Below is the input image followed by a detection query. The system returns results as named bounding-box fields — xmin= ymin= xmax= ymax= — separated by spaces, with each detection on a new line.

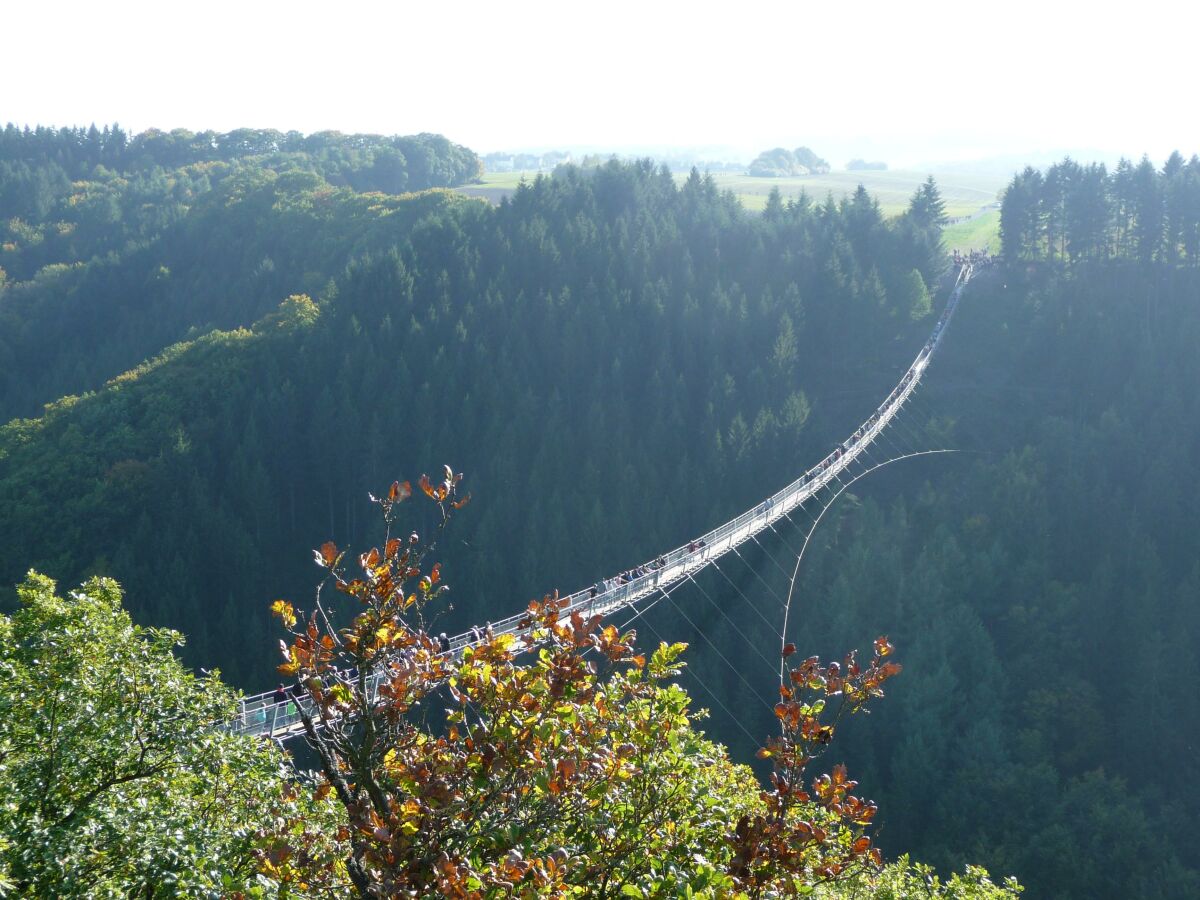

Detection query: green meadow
xmin=699 ymin=169 xmax=1005 ymax=217
xmin=942 ymin=210 xmax=1001 ymax=252
xmin=458 ymin=167 xmax=1007 ymax=228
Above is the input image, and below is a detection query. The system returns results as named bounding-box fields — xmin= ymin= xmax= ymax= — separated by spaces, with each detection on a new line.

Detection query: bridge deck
xmin=233 ymin=265 xmax=973 ymax=740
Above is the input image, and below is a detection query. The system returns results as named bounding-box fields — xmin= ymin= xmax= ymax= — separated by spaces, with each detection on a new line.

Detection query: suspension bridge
xmin=233 ymin=263 xmax=976 ymax=740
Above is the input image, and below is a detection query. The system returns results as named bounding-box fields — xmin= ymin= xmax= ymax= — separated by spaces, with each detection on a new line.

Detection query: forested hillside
xmin=0 ymin=124 xmax=481 ymax=285
xmin=0 ymin=124 xmax=481 ymax=418
xmin=0 ymin=160 xmax=944 ymax=688
xmin=722 ymin=262 xmax=1200 ymax=898
xmin=1000 ymin=151 xmax=1200 ymax=264
xmin=0 ymin=125 xmax=482 ymax=422
xmin=3 ymin=146 xmax=1198 ymax=897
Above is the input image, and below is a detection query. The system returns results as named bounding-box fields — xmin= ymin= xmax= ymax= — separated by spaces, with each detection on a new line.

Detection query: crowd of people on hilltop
xmin=952 ymin=248 xmax=998 ymax=269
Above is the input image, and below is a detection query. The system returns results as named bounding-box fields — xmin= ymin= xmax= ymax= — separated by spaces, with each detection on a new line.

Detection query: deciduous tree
xmin=271 ymin=473 xmax=920 ymax=898
xmin=0 ymin=572 xmax=331 ymax=897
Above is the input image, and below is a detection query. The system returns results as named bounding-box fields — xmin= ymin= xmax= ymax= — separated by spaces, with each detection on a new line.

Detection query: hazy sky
xmin=8 ymin=0 xmax=1197 ymax=167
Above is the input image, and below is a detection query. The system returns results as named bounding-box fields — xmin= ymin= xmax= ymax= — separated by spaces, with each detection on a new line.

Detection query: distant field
xmin=942 ymin=210 xmax=1001 ymax=253
xmin=700 ymin=170 xmax=1005 ymax=217
xmin=456 ymin=167 xmax=1008 ymax=227
xmin=470 ymin=172 xmax=533 ymax=190
xmin=456 ymin=172 xmax=534 ymax=203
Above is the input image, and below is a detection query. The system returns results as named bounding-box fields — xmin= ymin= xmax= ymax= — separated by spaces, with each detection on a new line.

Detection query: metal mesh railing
xmin=234 ymin=265 xmax=973 ymax=738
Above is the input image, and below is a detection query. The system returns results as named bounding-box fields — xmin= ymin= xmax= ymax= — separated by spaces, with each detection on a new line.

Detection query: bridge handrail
xmin=233 ymin=265 xmax=973 ymax=735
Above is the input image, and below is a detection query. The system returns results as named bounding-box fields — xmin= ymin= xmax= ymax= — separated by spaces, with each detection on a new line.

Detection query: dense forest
xmin=0 ymin=124 xmax=481 ymax=282
xmin=1000 ymin=151 xmax=1200 ymax=263
xmin=2 ymin=136 xmax=1198 ymax=896
xmin=689 ymin=259 xmax=1200 ymax=898
xmin=0 ymin=157 xmax=946 ymax=685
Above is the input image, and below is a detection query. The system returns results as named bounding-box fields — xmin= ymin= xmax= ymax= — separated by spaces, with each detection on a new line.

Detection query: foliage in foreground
xmin=262 ymin=471 xmax=1018 ymax=898
xmin=0 ymin=478 xmax=1019 ymax=897
xmin=0 ymin=572 xmax=338 ymax=897
xmin=0 ymin=559 xmax=1019 ymax=899
xmin=816 ymin=856 xmax=1021 ymax=900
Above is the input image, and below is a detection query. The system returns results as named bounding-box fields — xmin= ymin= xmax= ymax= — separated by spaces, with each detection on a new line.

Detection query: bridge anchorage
xmin=234 ymin=264 xmax=976 ymax=741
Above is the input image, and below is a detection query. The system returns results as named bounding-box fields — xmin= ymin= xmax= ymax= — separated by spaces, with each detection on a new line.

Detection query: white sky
xmin=6 ymin=0 xmax=1197 ymax=167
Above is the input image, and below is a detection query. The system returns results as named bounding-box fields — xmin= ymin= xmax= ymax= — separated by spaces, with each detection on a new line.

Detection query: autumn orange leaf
xmin=314 ymin=541 xmax=338 ymax=567
xmin=418 ymin=474 xmax=436 ymax=499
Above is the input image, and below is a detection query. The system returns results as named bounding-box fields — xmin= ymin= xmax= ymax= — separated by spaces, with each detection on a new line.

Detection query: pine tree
xmin=908 ymin=175 xmax=948 ymax=229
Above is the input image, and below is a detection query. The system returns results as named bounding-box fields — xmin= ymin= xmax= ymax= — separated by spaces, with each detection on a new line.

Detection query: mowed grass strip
xmin=942 ymin=210 xmax=1001 ymax=253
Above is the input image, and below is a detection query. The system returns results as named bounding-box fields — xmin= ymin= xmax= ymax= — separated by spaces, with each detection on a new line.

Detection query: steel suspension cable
xmin=634 ymin=612 xmax=767 ymax=751
xmin=708 ymin=558 xmax=788 ymax=638
xmin=673 ymin=573 xmax=777 ymax=718
xmin=777 ymin=449 xmax=961 ymax=688
xmin=730 ymin=545 xmax=791 ymax=609
xmin=683 ymin=567 xmax=782 ymax=674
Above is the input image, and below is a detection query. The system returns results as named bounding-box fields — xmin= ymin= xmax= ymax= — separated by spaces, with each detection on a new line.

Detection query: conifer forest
xmin=2 ymin=31 xmax=1199 ymax=897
